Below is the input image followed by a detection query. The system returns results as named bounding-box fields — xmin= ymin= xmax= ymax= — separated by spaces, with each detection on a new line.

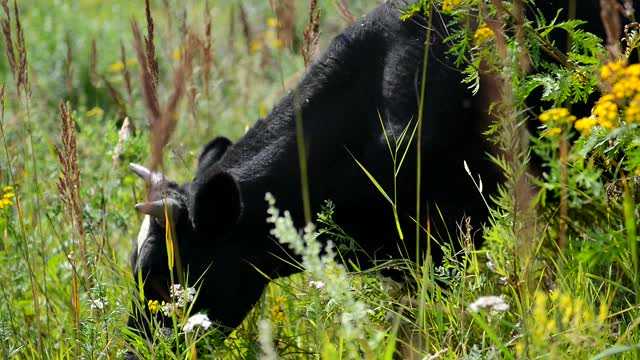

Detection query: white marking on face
xmin=137 ymin=215 xmax=151 ymax=256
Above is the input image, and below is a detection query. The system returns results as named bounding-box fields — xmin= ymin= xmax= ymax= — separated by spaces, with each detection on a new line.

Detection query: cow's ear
xmin=191 ymin=171 xmax=243 ymax=236
xmin=197 ymin=137 xmax=232 ymax=173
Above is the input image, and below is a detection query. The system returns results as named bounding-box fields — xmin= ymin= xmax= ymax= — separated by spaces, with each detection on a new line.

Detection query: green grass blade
xmin=348 ymin=149 xmax=394 ymax=206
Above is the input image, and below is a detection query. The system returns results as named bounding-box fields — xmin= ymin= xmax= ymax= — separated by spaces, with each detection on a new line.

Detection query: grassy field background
xmin=2 ymin=0 xmax=640 ymax=359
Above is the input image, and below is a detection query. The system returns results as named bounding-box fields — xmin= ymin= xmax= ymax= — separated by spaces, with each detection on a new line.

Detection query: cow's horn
xmin=135 ymin=199 xmax=180 ymax=220
xmin=129 ymin=163 xmax=169 ymax=187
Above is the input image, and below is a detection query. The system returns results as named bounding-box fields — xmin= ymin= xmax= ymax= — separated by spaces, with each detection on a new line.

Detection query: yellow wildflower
xmin=275 ymin=296 xmax=287 ymax=303
xmin=474 ymin=25 xmax=495 ymax=46
xmin=86 ymin=106 xmax=104 ymax=118
xmin=148 ymin=300 xmax=159 ymax=314
xmin=593 ymin=96 xmax=618 ymax=128
xmin=0 ymin=186 xmax=15 ymax=209
xmin=249 ymin=40 xmax=263 ymax=54
xmin=0 ymin=198 xmax=11 ymax=209
xmin=173 ymin=47 xmax=183 ymax=62
xmin=545 ymin=127 xmax=562 ymax=136
xmin=600 ymin=60 xmax=625 ymax=82
xmin=271 ymin=304 xmax=285 ymax=321
xmin=626 ymin=96 xmax=640 ymax=123
xmin=538 ymin=108 xmax=576 ymax=124
xmin=612 ymin=76 xmax=640 ymax=100
xmin=626 ymin=63 xmax=640 ymax=77
xmin=442 ymin=0 xmax=462 ymax=12
xmin=266 ymin=17 xmax=281 ymax=28
xmin=263 ymin=30 xmax=276 ymax=41
xmin=574 ymin=117 xmax=597 ymax=136
xmin=515 ymin=342 xmax=525 ymax=357
xmin=108 ymin=61 xmax=124 ymax=73
xmin=598 ymin=302 xmax=609 ymax=323
xmin=270 ymin=39 xmax=283 ymax=48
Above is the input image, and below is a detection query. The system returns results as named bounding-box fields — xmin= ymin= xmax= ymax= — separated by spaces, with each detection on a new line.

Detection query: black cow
xmin=125 ymin=0 xmax=620 ymax=351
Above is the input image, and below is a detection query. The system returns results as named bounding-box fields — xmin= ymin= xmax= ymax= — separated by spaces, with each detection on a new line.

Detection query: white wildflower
xmin=170 ymin=283 xmax=182 ymax=297
xmin=309 ymin=280 xmax=325 ymax=289
xmin=182 ymin=313 xmax=212 ymax=334
xmin=169 ymin=283 xmax=196 ymax=307
xmin=469 ymin=295 xmax=509 ymax=313
xmin=161 ymin=302 xmax=177 ymax=317
xmin=89 ymin=298 xmax=106 ymax=310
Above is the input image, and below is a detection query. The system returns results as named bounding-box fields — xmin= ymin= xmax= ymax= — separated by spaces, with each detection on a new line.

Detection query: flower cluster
xmin=147 ymin=284 xmax=197 ymax=316
xmin=574 ymin=117 xmax=598 ymax=136
xmin=539 ymin=108 xmax=575 ymax=124
xmin=516 ymin=290 xmax=608 ymax=356
xmin=538 ymin=107 xmax=576 ymax=136
xmin=474 ymin=25 xmax=495 ymax=46
xmin=591 ymin=94 xmax=618 ymax=129
xmin=169 ymin=283 xmax=196 ymax=307
xmin=271 ymin=296 xmax=287 ymax=322
xmin=600 ymin=60 xmax=625 ymax=82
xmin=574 ymin=60 xmax=640 ymax=134
xmin=0 ymin=186 xmax=15 ymax=209
xmin=148 ymin=299 xmax=161 ymax=315
xmin=539 ymin=61 xmax=640 ymax=137
xmin=182 ymin=313 xmax=212 ymax=334
xmin=468 ymin=295 xmax=509 ymax=313
xmin=442 ymin=0 xmax=462 ymax=12
xmin=249 ymin=18 xmax=283 ymax=54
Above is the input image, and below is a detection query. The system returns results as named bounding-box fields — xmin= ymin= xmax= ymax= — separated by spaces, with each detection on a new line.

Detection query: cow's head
xmin=127 ymin=136 xmax=247 ymax=334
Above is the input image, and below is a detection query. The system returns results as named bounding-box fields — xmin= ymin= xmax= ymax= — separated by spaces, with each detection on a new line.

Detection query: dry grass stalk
xmin=336 ymin=0 xmax=355 ymax=24
xmin=132 ymin=16 xmax=195 ymax=171
xmin=90 ymin=38 xmax=98 ymax=87
xmin=131 ymin=19 xmax=160 ymax=126
xmin=302 ymin=0 xmax=321 ymax=68
xmin=112 ymin=117 xmax=134 ymax=170
xmin=145 ymin=0 xmax=159 ymax=86
xmin=55 ymin=102 xmax=85 ymax=241
xmin=600 ymin=0 xmax=623 ymax=59
xmin=55 ymin=101 xmax=90 ymax=334
xmin=1 ymin=1 xmax=16 ymax=79
xmin=150 ymin=36 xmax=196 ymax=170
xmin=11 ymin=0 xmax=27 ymax=96
xmin=269 ymin=0 xmax=296 ymax=50
xmin=201 ymin=0 xmax=217 ymax=97
xmin=238 ymin=3 xmax=252 ymax=56
xmin=121 ymin=40 xmax=133 ymax=107
xmin=65 ymin=32 xmax=73 ymax=95
xmin=101 ymin=75 xmax=127 ymax=117
xmin=2 ymin=0 xmax=29 ymax=96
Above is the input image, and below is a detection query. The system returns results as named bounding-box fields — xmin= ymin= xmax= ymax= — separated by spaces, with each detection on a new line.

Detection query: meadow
xmin=1 ymin=0 xmax=640 ymax=358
